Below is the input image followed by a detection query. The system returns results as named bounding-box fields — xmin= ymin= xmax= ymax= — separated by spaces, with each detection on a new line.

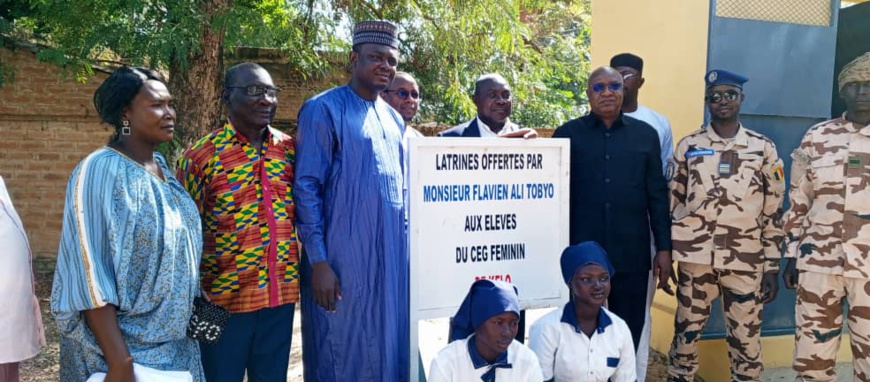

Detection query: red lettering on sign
xmin=474 ymin=274 xmax=512 ymax=283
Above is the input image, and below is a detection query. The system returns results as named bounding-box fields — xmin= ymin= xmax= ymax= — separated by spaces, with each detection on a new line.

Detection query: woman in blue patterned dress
xmin=50 ymin=67 xmax=204 ymax=381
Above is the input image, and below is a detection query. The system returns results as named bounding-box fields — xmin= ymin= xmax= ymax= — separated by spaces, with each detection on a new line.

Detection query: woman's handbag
xmin=186 ymin=296 xmax=230 ymax=345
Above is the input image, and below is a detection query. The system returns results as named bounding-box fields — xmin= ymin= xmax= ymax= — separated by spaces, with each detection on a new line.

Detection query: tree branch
xmin=303 ymin=0 xmax=315 ymax=42
xmin=358 ymin=0 xmax=384 ymax=19
xmin=522 ymin=36 xmax=544 ymax=55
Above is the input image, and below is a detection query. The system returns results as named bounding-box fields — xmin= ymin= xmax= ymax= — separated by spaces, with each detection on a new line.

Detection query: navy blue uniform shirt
xmin=552 ymin=113 xmax=671 ymax=272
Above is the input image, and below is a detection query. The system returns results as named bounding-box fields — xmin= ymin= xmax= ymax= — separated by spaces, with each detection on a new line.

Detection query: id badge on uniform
xmin=718 ymin=161 xmax=732 ymax=176
xmin=718 ymin=151 xmax=735 ymax=176
xmin=848 ymin=155 xmax=862 ymax=169
xmin=847 ymin=155 xmax=864 ymax=178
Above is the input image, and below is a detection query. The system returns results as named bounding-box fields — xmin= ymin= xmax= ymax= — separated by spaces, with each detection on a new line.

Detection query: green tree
xmin=18 ymin=0 xmax=233 ymax=152
xmin=3 ymin=0 xmax=337 ymax=154
xmin=339 ymin=0 xmax=592 ymax=128
xmin=0 ymin=0 xmax=35 ymax=85
xmin=2 ymin=0 xmax=590 ymax=148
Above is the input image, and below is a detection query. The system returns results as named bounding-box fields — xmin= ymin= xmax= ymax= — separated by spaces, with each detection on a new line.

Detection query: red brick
xmin=4 ymin=46 xmax=346 ymax=257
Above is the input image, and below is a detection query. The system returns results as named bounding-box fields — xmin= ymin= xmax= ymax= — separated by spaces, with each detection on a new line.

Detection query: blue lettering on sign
xmin=685 ymin=149 xmax=715 ymax=159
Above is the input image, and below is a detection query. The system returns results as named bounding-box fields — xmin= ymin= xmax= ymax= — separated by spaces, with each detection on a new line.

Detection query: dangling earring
xmin=121 ymin=120 xmax=131 ymax=135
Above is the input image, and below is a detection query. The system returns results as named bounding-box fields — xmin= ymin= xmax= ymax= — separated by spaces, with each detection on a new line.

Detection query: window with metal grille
xmin=715 ymin=0 xmax=833 ymax=27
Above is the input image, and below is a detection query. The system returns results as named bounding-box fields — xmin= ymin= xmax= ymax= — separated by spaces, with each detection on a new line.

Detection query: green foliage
xmin=3 ymin=0 xmax=591 ymax=127
xmin=225 ymin=0 xmax=355 ymax=79
xmin=0 ymin=0 xmax=32 ymax=87
xmin=341 ymin=0 xmax=592 ymax=127
xmin=226 ymin=0 xmax=344 ymax=78
xmin=5 ymin=0 xmax=199 ymax=79
xmin=8 ymin=0 xmax=336 ymax=79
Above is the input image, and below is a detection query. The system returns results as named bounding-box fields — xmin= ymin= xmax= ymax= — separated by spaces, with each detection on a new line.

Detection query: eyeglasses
xmin=384 ymin=89 xmax=420 ymax=99
xmin=383 ymin=89 xmax=421 ymax=100
xmin=622 ymin=73 xmax=636 ymax=80
xmin=227 ymin=85 xmax=280 ymax=98
xmin=705 ymin=90 xmax=740 ymax=104
xmin=591 ymin=82 xmax=622 ymax=93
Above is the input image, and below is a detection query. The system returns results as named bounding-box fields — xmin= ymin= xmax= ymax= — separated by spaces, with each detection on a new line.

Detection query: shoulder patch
xmin=792 ymin=149 xmax=811 ymax=166
xmin=771 ymin=162 xmax=784 ymax=182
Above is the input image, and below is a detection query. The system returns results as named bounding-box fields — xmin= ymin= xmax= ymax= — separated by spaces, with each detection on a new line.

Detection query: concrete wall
xmin=591 ymin=0 xmax=711 ymax=140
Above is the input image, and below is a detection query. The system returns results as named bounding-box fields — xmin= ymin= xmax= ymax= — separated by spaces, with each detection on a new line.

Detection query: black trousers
xmin=607 ymin=270 xmax=649 ymax=350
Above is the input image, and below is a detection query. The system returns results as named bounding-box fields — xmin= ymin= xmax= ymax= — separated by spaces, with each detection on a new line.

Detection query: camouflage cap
xmin=838 ymin=51 xmax=870 ymax=92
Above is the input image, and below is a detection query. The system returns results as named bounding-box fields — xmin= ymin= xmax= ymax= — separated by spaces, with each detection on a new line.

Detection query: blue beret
xmin=352 ymin=20 xmax=399 ymax=49
xmin=705 ymin=69 xmax=748 ymax=89
xmin=448 ymin=279 xmax=520 ymax=342
xmin=560 ymin=241 xmax=615 ymax=284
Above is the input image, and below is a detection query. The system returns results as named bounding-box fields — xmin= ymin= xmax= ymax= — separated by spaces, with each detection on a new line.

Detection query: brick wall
xmin=0 ymin=46 xmax=112 ymax=260
xmin=0 ymin=46 xmax=346 ymax=260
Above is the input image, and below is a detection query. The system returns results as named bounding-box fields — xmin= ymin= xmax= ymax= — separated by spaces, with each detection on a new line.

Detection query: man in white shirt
xmin=438 ymin=73 xmax=535 ymax=138
xmin=610 ymin=52 xmax=675 ymax=382
xmin=611 ymin=53 xmax=674 ymax=170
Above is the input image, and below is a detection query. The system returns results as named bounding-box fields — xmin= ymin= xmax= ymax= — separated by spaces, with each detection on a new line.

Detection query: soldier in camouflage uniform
xmin=783 ymin=52 xmax=870 ymax=381
xmin=667 ymin=69 xmax=786 ymax=382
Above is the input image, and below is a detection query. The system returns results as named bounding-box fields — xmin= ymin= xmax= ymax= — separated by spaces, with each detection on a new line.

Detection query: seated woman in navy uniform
xmin=529 ymin=242 xmax=636 ymax=381
xmin=429 ymin=279 xmax=543 ymax=382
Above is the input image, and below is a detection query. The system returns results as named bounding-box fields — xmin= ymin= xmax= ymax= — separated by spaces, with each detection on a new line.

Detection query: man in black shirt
xmin=552 ymin=66 xmax=673 ymax=349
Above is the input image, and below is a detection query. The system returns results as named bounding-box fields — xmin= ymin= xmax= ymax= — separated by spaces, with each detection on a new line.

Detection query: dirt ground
xmin=20 ymin=271 xmax=305 ymax=382
xmin=647 ymin=349 xmax=672 ymax=381
xmin=20 ymin=272 xmax=59 ymax=382
xmin=22 ymin=271 xmax=675 ymax=381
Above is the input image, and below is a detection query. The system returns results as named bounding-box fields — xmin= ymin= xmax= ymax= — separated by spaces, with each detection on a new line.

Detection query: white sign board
xmin=408 ymin=138 xmax=570 ymax=381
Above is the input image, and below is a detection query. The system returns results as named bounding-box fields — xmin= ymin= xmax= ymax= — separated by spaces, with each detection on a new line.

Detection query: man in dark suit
xmin=439 ymin=73 xmax=536 ymax=138
xmin=437 ymin=73 xmax=535 ymax=344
